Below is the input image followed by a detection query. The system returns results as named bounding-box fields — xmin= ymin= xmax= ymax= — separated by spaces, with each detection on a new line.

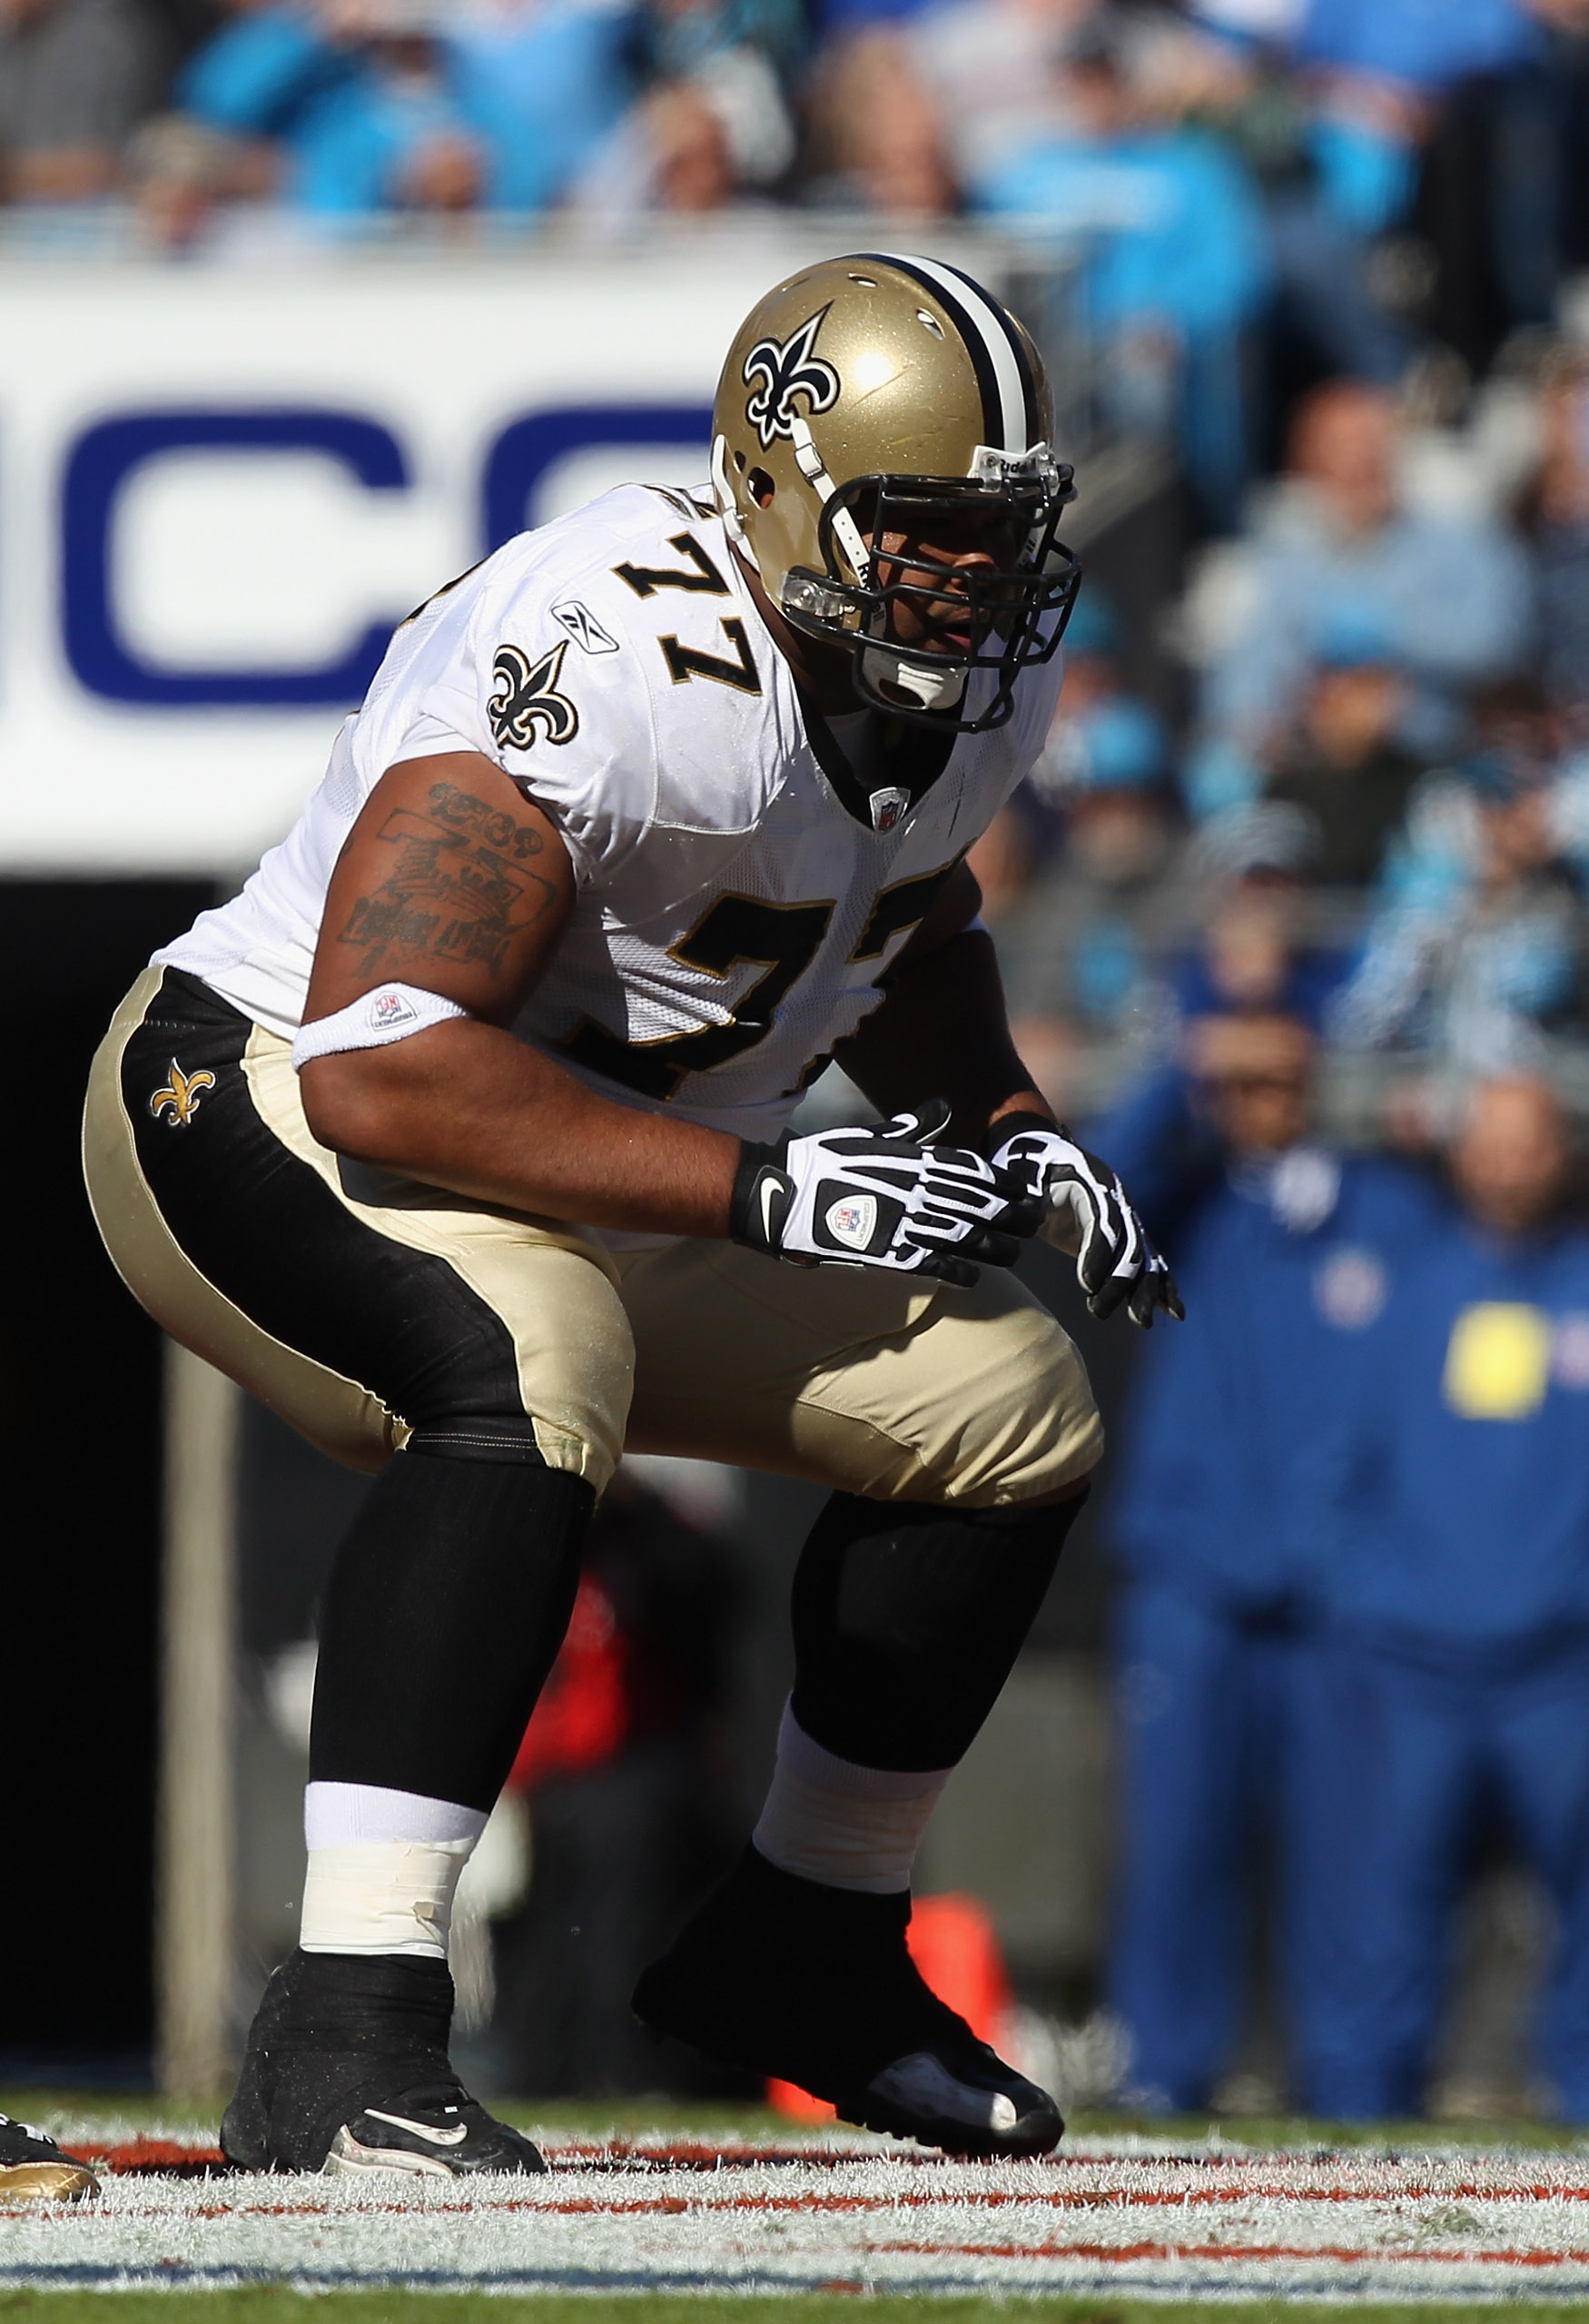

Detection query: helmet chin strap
xmin=790 ymin=417 xmax=871 ymax=588
xmin=858 ymin=643 xmax=968 ymax=712
xmin=711 ymin=433 xmax=757 ymax=568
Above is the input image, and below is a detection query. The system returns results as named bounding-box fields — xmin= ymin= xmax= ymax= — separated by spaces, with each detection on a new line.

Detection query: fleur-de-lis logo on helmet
xmin=489 ymin=638 xmax=579 ymax=752
xmin=743 ymin=308 xmax=841 ymax=451
xmin=150 ymin=1059 xmax=216 ymax=1128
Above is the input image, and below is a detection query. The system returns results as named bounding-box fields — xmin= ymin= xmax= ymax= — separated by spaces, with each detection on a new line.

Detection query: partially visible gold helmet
xmin=711 ymin=251 xmax=1079 ymax=732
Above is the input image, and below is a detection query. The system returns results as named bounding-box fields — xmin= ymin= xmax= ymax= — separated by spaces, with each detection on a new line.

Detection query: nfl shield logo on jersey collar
xmin=869 ymin=786 xmax=911 ymax=833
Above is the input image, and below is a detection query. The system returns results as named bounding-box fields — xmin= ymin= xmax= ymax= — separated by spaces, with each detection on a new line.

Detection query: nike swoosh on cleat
xmin=362 ymin=2110 xmax=469 ymax=2147
xmin=324 ymin=2127 xmax=455 ymax=2181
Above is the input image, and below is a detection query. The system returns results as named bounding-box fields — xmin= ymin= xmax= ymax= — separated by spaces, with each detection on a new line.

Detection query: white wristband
xmin=291 ymin=982 xmax=468 ymax=1071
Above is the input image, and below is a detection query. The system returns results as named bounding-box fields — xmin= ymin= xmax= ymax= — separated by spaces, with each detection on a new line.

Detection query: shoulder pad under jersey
xmin=363 ymin=484 xmax=798 ymax=885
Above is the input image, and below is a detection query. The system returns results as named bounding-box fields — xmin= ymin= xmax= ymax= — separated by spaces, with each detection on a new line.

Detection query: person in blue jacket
xmin=971 ymin=15 xmax=1270 ymax=529
xmin=180 ymin=1 xmax=632 ymax=216
xmin=1303 ymin=1073 xmax=1589 ymax=2117
xmin=1091 ymin=1010 xmax=1443 ymax=2111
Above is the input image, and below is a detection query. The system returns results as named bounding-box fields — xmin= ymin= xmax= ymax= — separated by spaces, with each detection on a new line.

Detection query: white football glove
xmin=990 ymin=1114 xmax=1183 ymax=1329
xmin=733 ymin=1103 xmax=1041 ymax=1287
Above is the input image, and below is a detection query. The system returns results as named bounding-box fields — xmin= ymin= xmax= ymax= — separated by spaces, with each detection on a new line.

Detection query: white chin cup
xmin=859 ymin=643 xmax=967 ymax=712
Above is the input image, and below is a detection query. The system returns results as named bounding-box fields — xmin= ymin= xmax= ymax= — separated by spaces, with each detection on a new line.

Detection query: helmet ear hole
xmin=747 ymin=467 xmax=775 ymax=509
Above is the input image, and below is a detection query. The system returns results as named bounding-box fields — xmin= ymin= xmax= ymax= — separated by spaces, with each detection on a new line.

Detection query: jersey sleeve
xmin=479 ymin=605 xmax=660 ymax=887
xmin=360 ymin=547 xmax=660 ymax=888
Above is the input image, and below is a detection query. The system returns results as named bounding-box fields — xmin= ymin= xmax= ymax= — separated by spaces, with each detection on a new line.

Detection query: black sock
xmin=788 ymin=1489 xmax=1086 ymax=1771
xmin=310 ymin=1432 xmax=594 ymax=1810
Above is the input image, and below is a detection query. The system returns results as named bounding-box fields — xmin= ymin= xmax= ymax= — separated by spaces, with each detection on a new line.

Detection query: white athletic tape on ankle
xmin=291 ymin=984 xmax=467 ymax=1071
xmin=754 ymin=1773 xmax=946 ymax=1894
xmin=300 ymin=1839 xmax=474 ymax=1958
xmin=304 ymin=1782 xmax=488 ymax=1848
xmin=753 ymin=1707 xmax=950 ymax=1894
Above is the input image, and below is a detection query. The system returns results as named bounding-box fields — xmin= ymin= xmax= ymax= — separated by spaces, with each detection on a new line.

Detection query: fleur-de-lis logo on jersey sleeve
xmin=150 ymin=1060 xmax=216 ymax=1128
xmin=743 ymin=309 xmax=841 ymax=450
xmin=489 ymin=639 xmax=579 ymax=752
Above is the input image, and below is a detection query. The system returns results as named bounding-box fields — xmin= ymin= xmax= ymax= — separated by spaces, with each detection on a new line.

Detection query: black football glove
xmin=989 ymin=1113 xmax=1184 ymax=1329
xmin=733 ymin=1102 xmax=1042 ymax=1287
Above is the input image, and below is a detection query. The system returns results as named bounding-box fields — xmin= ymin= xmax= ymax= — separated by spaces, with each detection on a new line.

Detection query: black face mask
xmin=782 ymin=470 xmax=1081 ymax=735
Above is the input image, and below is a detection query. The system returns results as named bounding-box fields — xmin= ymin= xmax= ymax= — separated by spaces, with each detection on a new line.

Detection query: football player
xmin=84 ymin=253 xmax=1179 ymax=2176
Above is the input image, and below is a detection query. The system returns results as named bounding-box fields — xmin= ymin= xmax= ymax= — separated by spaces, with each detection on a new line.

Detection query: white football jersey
xmin=160 ymin=483 xmax=1062 ymax=1145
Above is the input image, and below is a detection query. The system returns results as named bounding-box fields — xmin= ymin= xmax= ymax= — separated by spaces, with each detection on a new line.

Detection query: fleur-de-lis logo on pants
xmin=150 ymin=1059 xmax=216 ymax=1128
xmin=743 ymin=308 xmax=841 ymax=450
xmin=489 ymin=639 xmax=579 ymax=752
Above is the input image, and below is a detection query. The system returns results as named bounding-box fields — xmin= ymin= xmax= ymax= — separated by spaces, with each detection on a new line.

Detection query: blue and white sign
xmin=0 ymin=252 xmax=778 ymax=869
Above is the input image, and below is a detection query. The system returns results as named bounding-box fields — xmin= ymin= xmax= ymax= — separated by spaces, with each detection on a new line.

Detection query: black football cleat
xmin=0 ymin=2113 xmax=98 ymax=2204
xmin=633 ymin=1845 xmax=1061 ymax=2159
xmin=222 ymin=1948 xmax=547 ymax=2180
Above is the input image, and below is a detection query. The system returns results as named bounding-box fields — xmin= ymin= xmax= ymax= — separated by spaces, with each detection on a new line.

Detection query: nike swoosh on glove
xmin=989 ymin=1113 xmax=1184 ymax=1328
xmin=733 ymin=1102 xmax=1042 ymax=1288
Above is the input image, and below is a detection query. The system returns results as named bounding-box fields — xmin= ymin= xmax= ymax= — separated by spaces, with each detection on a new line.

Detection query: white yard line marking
xmin=10 ymin=2136 xmax=1589 ymax=2299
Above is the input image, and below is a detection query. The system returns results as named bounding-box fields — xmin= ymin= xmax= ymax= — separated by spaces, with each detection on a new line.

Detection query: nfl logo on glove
xmin=825 ymin=1195 xmax=877 ymax=1250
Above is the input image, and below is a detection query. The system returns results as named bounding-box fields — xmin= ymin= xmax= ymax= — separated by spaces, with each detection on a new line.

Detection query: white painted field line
xmin=8 ymin=2138 xmax=1589 ymax=2299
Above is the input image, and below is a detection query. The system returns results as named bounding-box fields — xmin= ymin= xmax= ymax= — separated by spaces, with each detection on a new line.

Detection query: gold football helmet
xmin=711 ymin=251 xmax=1079 ymax=732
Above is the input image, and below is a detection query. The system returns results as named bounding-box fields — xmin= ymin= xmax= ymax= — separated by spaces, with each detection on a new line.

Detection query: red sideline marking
xmin=546 ymin=2141 xmax=936 ymax=2171
xmin=74 ymin=2139 xmax=893 ymax=2181
xmin=75 ymin=2138 xmax=889 ymax=2180
xmin=455 ymin=2186 xmax=1589 ymax=2222
xmin=851 ymin=2181 xmax=1589 ymax=2210
xmin=67 ymin=2137 xmax=1589 ymax=2217
xmin=74 ymin=2142 xmax=228 ymax=2178
xmin=877 ymin=2238 xmax=1589 ymax=2271
xmin=534 ymin=2143 xmax=1589 ymax=2195
xmin=81 ymin=2185 xmax=1589 ymax=2243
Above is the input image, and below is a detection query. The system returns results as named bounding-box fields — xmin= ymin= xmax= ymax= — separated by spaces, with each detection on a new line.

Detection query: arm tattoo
xmin=337 ymin=782 xmax=558 ymax=981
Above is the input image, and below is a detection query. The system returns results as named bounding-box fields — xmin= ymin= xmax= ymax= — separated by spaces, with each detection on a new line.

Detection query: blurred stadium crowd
xmin=0 ymin=0 xmax=1579 ymax=301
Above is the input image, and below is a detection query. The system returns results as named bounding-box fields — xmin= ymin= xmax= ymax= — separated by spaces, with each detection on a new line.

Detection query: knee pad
xmin=962 ymin=1322 xmax=1102 ymax=1504
xmin=894 ymin=1291 xmax=1103 ymax=1507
